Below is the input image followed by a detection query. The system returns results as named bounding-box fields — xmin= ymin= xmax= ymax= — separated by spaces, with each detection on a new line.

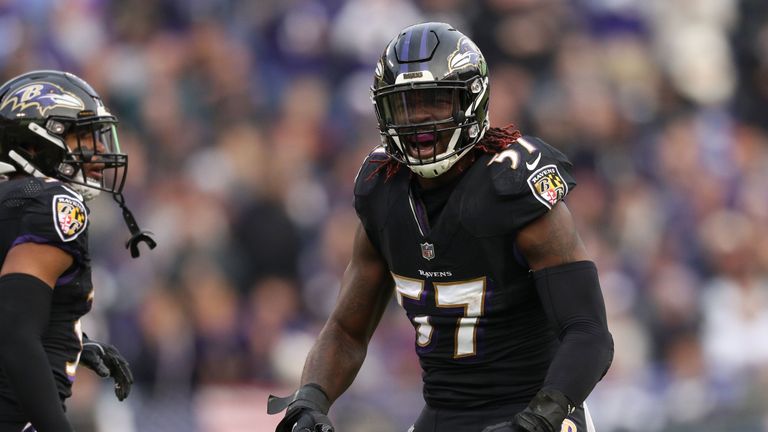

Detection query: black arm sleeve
xmin=534 ymin=261 xmax=614 ymax=406
xmin=0 ymin=273 xmax=75 ymax=432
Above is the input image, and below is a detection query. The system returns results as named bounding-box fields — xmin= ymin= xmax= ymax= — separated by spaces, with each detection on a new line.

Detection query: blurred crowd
xmin=2 ymin=0 xmax=768 ymax=431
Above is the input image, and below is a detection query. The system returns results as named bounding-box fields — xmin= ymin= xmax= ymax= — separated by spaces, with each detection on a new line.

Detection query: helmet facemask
xmin=27 ymin=116 xmax=127 ymax=201
xmin=373 ymin=78 xmax=488 ymax=178
xmin=62 ymin=121 xmax=127 ymax=200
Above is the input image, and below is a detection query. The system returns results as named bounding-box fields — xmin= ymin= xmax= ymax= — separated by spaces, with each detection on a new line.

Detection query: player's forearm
xmin=542 ymin=323 xmax=613 ymax=404
xmin=0 ymin=274 xmax=75 ymax=432
xmin=534 ymin=261 xmax=614 ymax=406
xmin=300 ymin=319 xmax=368 ymax=403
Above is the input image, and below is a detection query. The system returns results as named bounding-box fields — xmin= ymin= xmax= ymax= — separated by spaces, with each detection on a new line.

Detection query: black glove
xmin=268 ymin=384 xmax=334 ymax=432
xmin=277 ymin=408 xmax=333 ymax=432
xmin=80 ymin=335 xmax=134 ymax=401
xmin=481 ymin=389 xmax=574 ymax=432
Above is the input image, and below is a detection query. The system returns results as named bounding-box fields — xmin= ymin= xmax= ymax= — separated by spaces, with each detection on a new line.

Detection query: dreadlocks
xmin=367 ymin=124 xmax=523 ymax=181
xmin=475 ymin=124 xmax=523 ymax=153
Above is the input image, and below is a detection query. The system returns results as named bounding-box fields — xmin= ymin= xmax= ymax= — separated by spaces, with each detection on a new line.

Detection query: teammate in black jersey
xmin=269 ymin=22 xmax=613 ymax=432
xmin=0 ymin=70 xmax=154 ymax=432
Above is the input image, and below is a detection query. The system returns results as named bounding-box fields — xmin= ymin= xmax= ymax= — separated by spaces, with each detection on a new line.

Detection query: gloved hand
xmin=268 ymin=384 xmax=334 ymax=432
xmin=276 ymin=407 xmax=334 ymax=432
xmin=481 ymin=389 xmax=574 ymax=432
xmin=509 ymin=409 xmax=559 ymax=432
xmin=80 ymin=335 xmax=134 ymax=401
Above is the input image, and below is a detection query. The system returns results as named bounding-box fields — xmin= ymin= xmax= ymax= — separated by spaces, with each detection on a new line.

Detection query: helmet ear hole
xmin=467 ymin=124 xmax=480 ymax=139
xmin=470 ymin=78 xmax=483 ymax=94
xmin=58 ymin=163 xmax=76 ymax=177
xmin=46 ymin=120 xmax=66 ymax=135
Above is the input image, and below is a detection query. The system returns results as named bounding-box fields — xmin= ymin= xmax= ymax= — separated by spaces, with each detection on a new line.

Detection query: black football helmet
xmin=0 ymin=70 xmax=126 ymax=199
xmin=0 ymin=70 xmax=155 ymax=257
xmin=371 ymin=22 xmax=490 ymax=178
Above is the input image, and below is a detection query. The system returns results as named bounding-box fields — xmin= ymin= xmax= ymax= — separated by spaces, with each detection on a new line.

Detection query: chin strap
xmin=112 ymin=192 xmax=157 ymax=258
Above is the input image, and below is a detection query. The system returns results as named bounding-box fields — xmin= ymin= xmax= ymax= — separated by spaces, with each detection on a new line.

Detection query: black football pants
xmin=408 ymin=401 xmax=595 ymax=432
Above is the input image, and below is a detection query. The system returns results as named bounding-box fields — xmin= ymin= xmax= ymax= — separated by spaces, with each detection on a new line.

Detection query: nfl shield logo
xmin=420 ymin=242 xmax=435 ymax=261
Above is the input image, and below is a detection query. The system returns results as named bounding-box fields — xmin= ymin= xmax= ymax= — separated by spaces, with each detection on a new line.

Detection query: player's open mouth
xmin=85 ymin=169 xmax=103 ymax=181
xmin=407 ymin=133 xmax=437 ymax=159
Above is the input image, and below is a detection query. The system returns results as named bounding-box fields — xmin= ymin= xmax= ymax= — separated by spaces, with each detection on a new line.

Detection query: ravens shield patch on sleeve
xmin=527 ymin=164 xmax=568 ymax=209
xmin=52 ymin=194 xmax=88 ymax=242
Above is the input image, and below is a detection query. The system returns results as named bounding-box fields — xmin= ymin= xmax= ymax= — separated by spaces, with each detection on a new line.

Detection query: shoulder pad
xmin=39 ymin=178 xmax=84 ymax=198
xmin=354 ymin=146 xmax=392 ymax=197
xmin=484 ymin=135 xmax=575 ymax=204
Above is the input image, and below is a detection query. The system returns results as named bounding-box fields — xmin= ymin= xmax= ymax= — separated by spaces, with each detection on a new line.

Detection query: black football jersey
xmin=354 ymin=136 xmax=577 ymax=409
xmin=0 ymin=177 xmax=93 ymax=418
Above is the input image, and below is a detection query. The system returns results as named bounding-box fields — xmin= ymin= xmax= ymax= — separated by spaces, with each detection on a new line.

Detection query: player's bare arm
xmin=269 ymin=222 xmax=392 ymax=432
xmin=1 ymin=243 xmax=73 ymax=286
xmin=301 ymin=221 xmax=394 ymax=400
xmin=515 ymin=201 xmax=588 ymax=270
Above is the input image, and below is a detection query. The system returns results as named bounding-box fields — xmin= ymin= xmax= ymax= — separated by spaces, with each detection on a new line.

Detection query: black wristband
xmin=267 ymin=383 xmax=331 ymax=415
xmin=528 ymin=388 xmax=572 ymax=420
xmin=0 ymin=273 xmax=74 ymax=432
xmin=514 ymin=389 xmax=573 ymax=432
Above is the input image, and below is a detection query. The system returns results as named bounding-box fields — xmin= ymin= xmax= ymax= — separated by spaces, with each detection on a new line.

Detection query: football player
xmin=0 ymin=70 xmax=155 ymax=432
xmin=268 ymin=22 xmax=613 ymax=432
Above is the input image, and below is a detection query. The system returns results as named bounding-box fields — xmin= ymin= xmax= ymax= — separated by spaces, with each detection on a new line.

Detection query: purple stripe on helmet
xmin=419 ymin=26 xmax=429 ymax=70
xmin=399 ymin=28 xmax=414 ymax=74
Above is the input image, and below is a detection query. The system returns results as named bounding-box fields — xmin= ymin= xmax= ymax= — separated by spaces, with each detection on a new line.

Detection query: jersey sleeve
xmin=353 ymin=146 xmax=392 ymax=252
xmin=15 ymin=182 xmax=90 ymax=262
xmin=486 ymin=135 xmax=577 ymax=232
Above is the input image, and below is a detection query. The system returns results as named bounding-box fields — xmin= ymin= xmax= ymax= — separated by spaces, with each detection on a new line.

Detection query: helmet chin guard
xmin=409 ymin=144 xmax=476 ymax=178
xmin=68 ymin=171 xmax=101 ymax=201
